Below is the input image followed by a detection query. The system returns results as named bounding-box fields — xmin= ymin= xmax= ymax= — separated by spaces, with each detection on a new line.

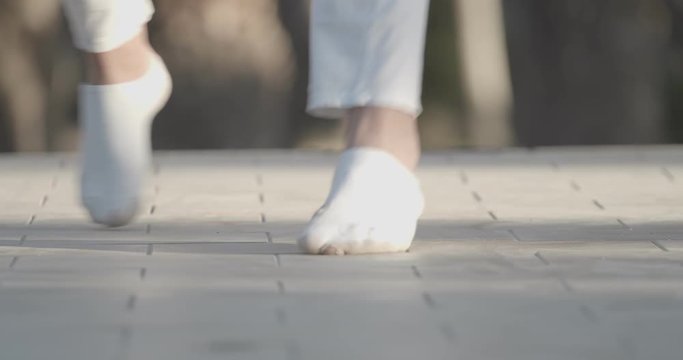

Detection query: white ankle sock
xmin=299 ymin=148 xmax=424 ymax=255
xmin=79 ymin=54 xmax=171 ymax=226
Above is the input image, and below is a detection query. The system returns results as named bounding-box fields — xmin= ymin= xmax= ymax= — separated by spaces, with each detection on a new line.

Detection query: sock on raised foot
xmin=80 ymin=54 xmax=171 ymax=227
xmin=299 ymin=147 xmax=424 ymax=255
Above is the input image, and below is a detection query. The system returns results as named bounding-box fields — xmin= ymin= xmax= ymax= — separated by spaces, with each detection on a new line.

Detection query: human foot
xmin=80 ymin=53 xmax=171 ymax=226
xmin=299 ymin=148 xmax=424 ymax=255
xmin=300 ymin=106 xmax=423 ymax=255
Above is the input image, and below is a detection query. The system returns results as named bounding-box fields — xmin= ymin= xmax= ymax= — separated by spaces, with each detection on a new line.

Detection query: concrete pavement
xmin=1 ymin=147 xmax=682 ymax=360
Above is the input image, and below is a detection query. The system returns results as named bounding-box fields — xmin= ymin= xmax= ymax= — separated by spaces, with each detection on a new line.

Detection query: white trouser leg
xmin=307 ymin=0 xmax=430 ymax=119
xmin=62 ymin=0 xmax=154 ymax=52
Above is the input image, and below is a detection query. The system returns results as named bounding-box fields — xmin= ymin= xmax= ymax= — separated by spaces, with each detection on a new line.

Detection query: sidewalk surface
xmin=1 ymin=147 xmax=683 ymax=360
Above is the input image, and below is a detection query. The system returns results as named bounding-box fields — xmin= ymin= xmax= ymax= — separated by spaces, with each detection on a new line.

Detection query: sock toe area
xmin=83 ymin=196 xmax=139 ymax=227
xmin=300 ymin=148 xmax=424 ymax=255
xmin=300 ymin=215 xmax=417 ymax=255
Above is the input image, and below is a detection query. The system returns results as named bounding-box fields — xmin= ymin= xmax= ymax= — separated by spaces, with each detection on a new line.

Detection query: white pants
xmin=62 ymin=0 xmax=430 ymax=118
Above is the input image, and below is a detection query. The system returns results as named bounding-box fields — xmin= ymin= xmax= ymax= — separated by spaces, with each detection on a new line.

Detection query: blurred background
xmin=1 ymin=0 xmax=683 ymax=152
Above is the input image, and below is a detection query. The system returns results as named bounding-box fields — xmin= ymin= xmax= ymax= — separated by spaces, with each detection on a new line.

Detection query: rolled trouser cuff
xmin=307 ymin=92 xmax=423 ymax=119
xmin=62 ymin=0 xmax=154 ymax=52
xmin=307 ymin=0 xmax=430 ymax=119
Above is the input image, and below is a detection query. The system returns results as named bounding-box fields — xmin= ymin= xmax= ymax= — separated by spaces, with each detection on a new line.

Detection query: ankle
xmin=345 ymin=107 xmax=421 ymax=170
xmin=84 ymin=28 xmax=154 ymax=85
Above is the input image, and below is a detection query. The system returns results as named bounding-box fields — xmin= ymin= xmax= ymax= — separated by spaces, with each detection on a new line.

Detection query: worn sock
xmin=299 ymin=148 xmax=424 ymax=255
xmin=80 ymin=54 xmax=171 ymax=226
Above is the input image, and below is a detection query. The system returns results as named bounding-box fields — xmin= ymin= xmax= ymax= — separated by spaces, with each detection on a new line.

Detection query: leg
xmin=300 ymin=0 xmax=430 ymax=255
xmin=346 ymin=107 xmax=420 ymax=170
xmin=62 ymin=0 xmax=172 ymax=226
xmin=83 ymin=28 xmax=154 ymax=85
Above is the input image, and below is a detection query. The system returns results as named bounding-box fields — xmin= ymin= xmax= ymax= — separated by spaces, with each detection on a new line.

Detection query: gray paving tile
xmin=4 ymin=242 xmax=149 ymax=255
xmin=146 ymin=221 xmax=268 ymax=243
xmin=281 ymin=294 xmax=453 ymax=360
xmin=430 ymin=294 xmax=624 ymax=360
xmin=0 ymin=326 xmax=124 ymax=360
xmin=152 ymin=242 xmax=299 ymax=255
xmin=0 ymin=288 xmax=130 ymax=359
xmin=2 ymin=148 xmax=683 ymax=360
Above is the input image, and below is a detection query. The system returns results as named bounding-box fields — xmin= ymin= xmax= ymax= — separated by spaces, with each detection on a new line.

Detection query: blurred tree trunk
xmin=277 ymin=0 xmax=343 ymax=149
xmin=419 ymin=0 xmax=465 ymax=149
xmin=454 ymin=0 xmax=513 ymax=147
xmin=0 ymin=0 xmax=67 ymax=152
xmin=665 ymin=0 xmax=683 ymax=142
xmin=502 ymin=0 xmax=670 ymax=145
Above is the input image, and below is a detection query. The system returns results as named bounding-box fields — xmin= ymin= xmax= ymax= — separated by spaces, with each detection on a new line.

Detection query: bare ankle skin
xmin=84 ymin=27 xmax=154 ymax=85
xmin=344 ymin=106 xmax=421 ymax=170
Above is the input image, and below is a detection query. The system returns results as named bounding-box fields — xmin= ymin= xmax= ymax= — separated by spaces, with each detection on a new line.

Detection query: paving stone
xmin=151 ymin=241 xmax=299 ymax=256
xmin=2 ymin=242 xmax=149 ymax=256
xmin=283 ymin=295 xmax=454 ymax=360
xmin=147 ymin=221 xmax=268 ymax=243
xmin=415 ymin=221 xmax=517 ymax=241
xmin=430 ymin=294 xmax=624 ymax=360
xmin=2 ymin=221 xmax=148 ymax=244
xmin=1 ymin=148 xmax=683 ymax=360
xmin=0 ymin=326 xmax=124 ymax=360
xmin=125 ymin=291 xmax=289 ymax=359
xmin=0 ymin=288 xmax=130 ymax=359
xmin=658 ymin=239 xmax=683 ymax=251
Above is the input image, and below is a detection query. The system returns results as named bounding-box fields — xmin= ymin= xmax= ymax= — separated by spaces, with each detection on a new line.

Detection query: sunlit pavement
xmin=1 ymin=147 xmax=682 ymax=360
